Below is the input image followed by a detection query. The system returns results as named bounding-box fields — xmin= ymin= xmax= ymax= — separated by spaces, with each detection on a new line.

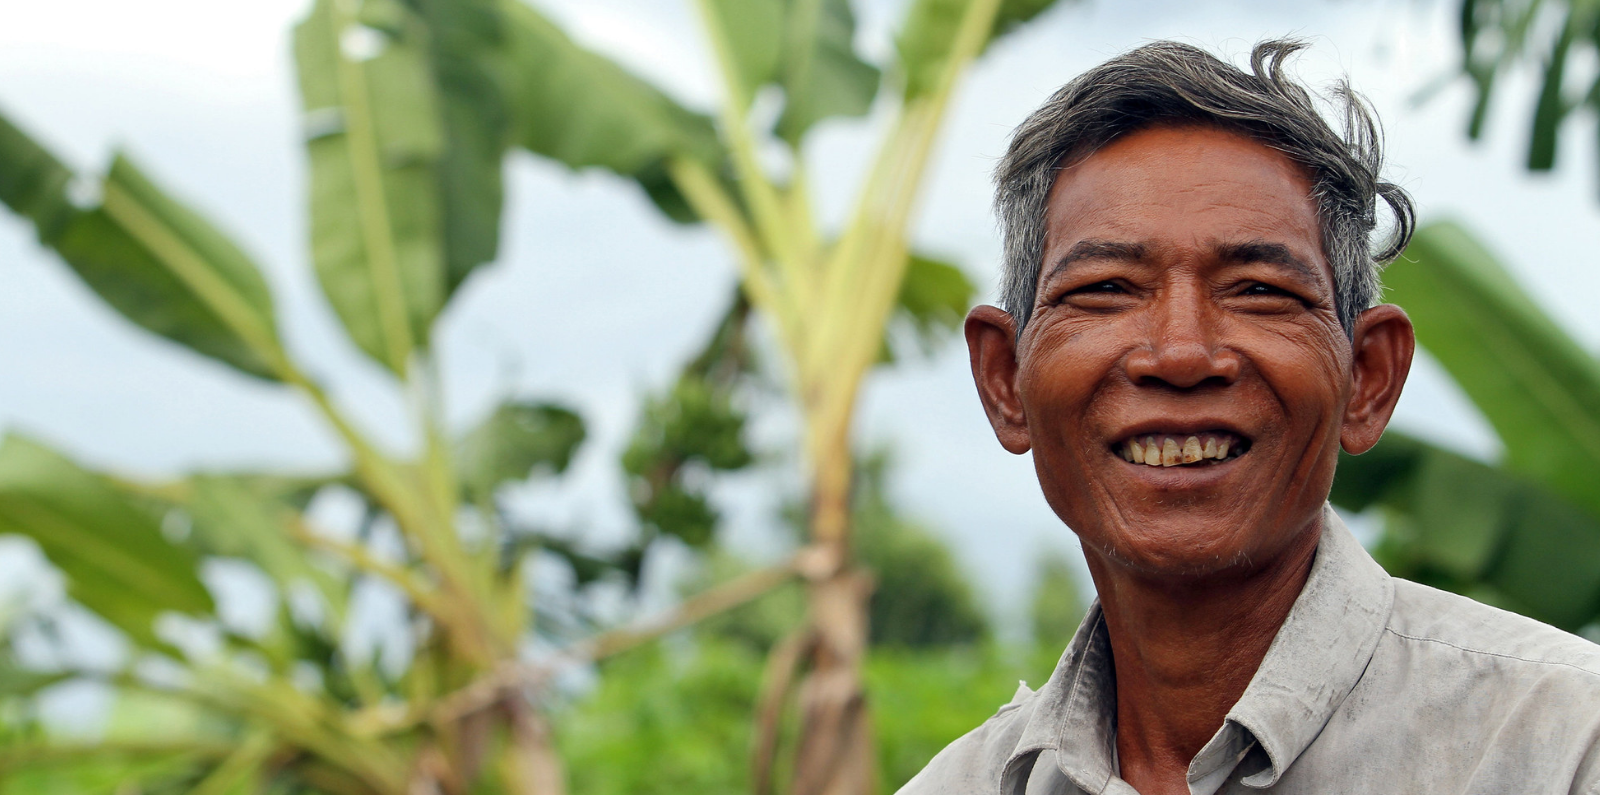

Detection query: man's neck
xmin=1085 ymin=526 xmax=1321 ymax=795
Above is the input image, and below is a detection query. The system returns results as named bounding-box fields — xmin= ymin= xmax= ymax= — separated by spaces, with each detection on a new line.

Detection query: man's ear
xmin=965 ymin=305 xmax=1032 ymax=454
xmin=1340 ymin=303 xmax=1415 ymax=454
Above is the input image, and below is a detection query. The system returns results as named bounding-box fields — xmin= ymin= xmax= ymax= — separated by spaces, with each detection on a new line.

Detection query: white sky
xmin=3 ymin=0 xmax=1599 ymax=637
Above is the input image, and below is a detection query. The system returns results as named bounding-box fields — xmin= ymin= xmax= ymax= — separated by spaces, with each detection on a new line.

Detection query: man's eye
xmin=1074 ymin=281 xmax=1125 ymax=294
xmin=1241 ymin=282 xmax=1291 ymax=297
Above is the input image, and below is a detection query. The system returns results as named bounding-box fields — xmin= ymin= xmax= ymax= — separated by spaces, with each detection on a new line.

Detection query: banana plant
xmin=0 ymin=0 xmax=810 ymax=790
xmin=1332 ymin=221 xmax=1600 ymax=631
xmin=1452 ymin=0 xmax=1600 ymax=184
xmin=1389 ymin=0 xmax=1600 ymax=629
xmin=1 ymin=0 xmax=1076 ymax=790
xmin=497 ymin=0 xmax=1069 ymax=790
xmin=0 ymin=11 xmax=573 ymax=794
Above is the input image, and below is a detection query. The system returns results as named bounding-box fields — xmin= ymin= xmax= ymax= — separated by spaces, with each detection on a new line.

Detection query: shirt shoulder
xmin=895 ymin=681 xmax=1039 ymax=795
xmin=1342 ymin=578 xmax=1600 ymax=792
xmin=1385 ymin=577 xmax=1600 ymax=677
xmin=1275 ymin=578 xmax=1600 ymax=793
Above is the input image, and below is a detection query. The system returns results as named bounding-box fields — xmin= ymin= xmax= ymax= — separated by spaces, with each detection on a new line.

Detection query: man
xmin=902 ymin=40 xmax=1600 ymax=794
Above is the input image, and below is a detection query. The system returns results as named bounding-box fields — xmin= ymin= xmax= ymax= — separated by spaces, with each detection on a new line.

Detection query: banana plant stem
xmin=689 ymin=0 xmax=810 ymax=310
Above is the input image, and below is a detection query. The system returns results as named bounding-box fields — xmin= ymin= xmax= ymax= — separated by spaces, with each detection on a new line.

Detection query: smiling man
xmin=900 ymin=40 xmax=1600 ymax=795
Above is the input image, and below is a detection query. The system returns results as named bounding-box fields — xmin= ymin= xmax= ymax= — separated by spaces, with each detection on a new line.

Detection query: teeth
xmin=1119 ymin=431 xmax=1244 ymax=467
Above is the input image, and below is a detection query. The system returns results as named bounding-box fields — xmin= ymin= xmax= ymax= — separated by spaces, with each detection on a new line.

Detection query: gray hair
xmin=994 ymin=39 xmax=1414 ymax=338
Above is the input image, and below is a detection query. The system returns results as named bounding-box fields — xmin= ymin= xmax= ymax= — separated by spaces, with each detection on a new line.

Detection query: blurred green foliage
xmin=0 ymin=0 xmax=1024 ymax=785
xmin=1454 ymin=0 xmax=1600 ymax=179
xmin=852 ymin=453 xmax=989 ymax=649
xmin=458 ymin=402 xmax=587 ymax=506
xmin=559 ymin=639 xmax=766 ymax=795
xmin=622 ymin=295 xmax=758 ymax=555
xmin=556 ymin=636 xmax=1042 ymax=795
xmin=557 ymin=435 xmax=1093 ymax=794
xmin=558 ymin=533 xmax=1072 ymax=795
xmin=1030 ymin=552 xmax=1085 ymax=654
xmin=866 ymin=646 xmax=1038 ymax=789
xmin=1334 ymin=221 xmax=1600 ymax=631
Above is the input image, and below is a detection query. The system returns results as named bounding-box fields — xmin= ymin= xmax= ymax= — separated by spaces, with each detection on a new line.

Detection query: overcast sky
xmin=3 ymin=0 xmax=1599 ymax=630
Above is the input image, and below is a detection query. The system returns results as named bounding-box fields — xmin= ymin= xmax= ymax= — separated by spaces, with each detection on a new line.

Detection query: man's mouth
xmin=1112 ymin=431 xmax=1250 ymax=468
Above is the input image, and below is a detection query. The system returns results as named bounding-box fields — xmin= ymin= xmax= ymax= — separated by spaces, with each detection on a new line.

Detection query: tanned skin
xmin=966 ymin=126 xmax=1415 ymax=795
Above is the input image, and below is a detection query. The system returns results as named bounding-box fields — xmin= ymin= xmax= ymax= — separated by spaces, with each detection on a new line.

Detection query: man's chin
xmin=1075 ymin=511 xmax=1292 ymax=582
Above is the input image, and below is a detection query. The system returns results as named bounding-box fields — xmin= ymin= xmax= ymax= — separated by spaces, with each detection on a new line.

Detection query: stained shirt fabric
xmin=898 ymin=505 xmax=1600 ymax=795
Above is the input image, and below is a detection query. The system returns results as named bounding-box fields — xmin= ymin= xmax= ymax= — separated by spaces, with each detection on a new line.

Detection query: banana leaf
xmin=295 ymin=0 xmax=448 ymax=376
xmin=403 ymin=0 xmax=516 ymax=294
xmin=706 ymin=0 xmax=785 ymax=108
xmin=1386 ymin=221 xmax=1600 ymax=519
xmin=500 ymin=0 xmax=723 ymax=223
xmin=897 ymin=0 xmax=1072 ymax=100
xmin=889 ymin=252 xmax=976 ymax=358
xmin=0 ymin=112 xmax=285 ymax=381
xmin=774 ymin=0 xmax=882 ymax=145
xmin=1335 ymin=432 xmax=1600 ymax=630
xmin=1336 ymin=220 xmax=1600 ymax=628
xmin=0 ymin=436 xmax=213 ymax=649
xmin=456 ymin=400 xmax=586 ymax=503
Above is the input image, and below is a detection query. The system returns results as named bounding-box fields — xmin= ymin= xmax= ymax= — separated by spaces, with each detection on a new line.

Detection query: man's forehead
xmin=1040 ymin=126 xmax=1326 ymax=275
xmin=1047 ymin=128 xmax=1315 ymax=211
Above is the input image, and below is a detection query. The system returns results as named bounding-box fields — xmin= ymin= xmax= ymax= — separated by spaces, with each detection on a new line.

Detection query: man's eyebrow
xmin=1044 ymin=240 xmax=1147 ymax=281
xmin=1216 ymin=240 xmax=1319 ymax=282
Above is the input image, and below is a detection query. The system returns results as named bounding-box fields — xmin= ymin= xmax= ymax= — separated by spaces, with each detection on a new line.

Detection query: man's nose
xmin=1122 ymin=287 xmax=1241 ymax=389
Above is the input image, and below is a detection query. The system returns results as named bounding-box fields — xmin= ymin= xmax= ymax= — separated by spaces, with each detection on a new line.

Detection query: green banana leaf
xmin=1334 ymin=433 xmax=1600 ymax=630
xmin=295 ymin=0 xmax=447 ymax=377
xmin=774 ymin=0 xmax=881 ymax=145
xmin=896 ymin=0 xmax=1071 ymax=100
xmin=0 ymin=113 xmax=285 ymax=381
xmin=1524 ymin=5 xmax=1579 ymax=171
xmin=456 ymin=400 xmax=586 ymax=503
xmin=1385 ymin=221 xmax=1600 ymax=519
xmin=1455 ymin=0 xmax=1600 ymax=177
xmin=0 ymin=111 xmax=75 ymax=239
xmin=0 ymin=435 xmax=214 ymax=649
xmin=402 ymin=0 xmax=515 ymax=294
xmin=1336 ymin=221 xmax=1600 ymax=628
xmin=890 ymin=252 xmax=976 ymax=357
xmin=699 ymin=0 xmax=881 ymax=143
xmin=499 ymin=0 xmax=723 ymax=223
xmin=294 ymin=0 xmax=522 ymax=375
xmin=706 ymin=0 xmax=785 ymax=108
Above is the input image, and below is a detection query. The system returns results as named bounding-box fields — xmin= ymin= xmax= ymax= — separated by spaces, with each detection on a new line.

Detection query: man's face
xmin=1016 ymin=125 xmax=1350 ymax=579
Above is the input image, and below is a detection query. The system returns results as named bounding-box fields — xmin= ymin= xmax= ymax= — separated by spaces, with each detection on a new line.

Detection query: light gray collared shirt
xmin=899 ymin=506 xmax=1600 ymax=794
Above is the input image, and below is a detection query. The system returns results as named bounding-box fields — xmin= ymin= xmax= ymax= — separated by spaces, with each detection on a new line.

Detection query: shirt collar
xmin=1001 ymin=505 xmax=1395 ymax=794
xmin=1001 ymin=604 xmax=1119 ymax=794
